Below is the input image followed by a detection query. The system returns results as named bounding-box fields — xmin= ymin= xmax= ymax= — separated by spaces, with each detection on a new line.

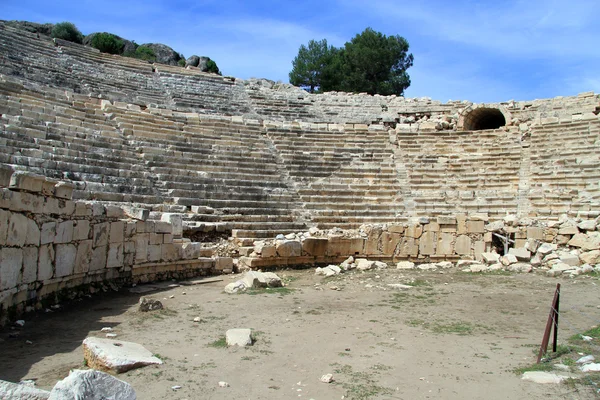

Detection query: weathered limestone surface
xmin=83 ymin=337 xmax=163 ymax=374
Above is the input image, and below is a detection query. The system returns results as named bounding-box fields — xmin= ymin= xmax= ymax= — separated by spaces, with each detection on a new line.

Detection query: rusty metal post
xmin=537 ymin=283 xmax=561 ymax=363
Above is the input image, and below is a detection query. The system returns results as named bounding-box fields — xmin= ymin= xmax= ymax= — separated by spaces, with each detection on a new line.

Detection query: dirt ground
xmin=1 ymin=267 xmax=599 ymax=399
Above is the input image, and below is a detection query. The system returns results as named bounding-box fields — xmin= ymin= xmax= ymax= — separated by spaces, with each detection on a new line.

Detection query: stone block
xmin=162 ymin=234 xmax=173 ymax=244
xmin=467 ymin=220 xmax=485 ymax=234
xmin=455 ymin=235 xmax=472 ymax=255
xmin=560 ymin=253 xmax=580 ymax=267
xmin=0 ymin=247 xmax=23 ymax=290
xmin=25 ymin=217 xmax=41 ymax=246
xmin=149 ymin=233 xmax=163 ymax=245
xmin=508 ymin=247 xmax=531 ymax=261
xmin=134 ymin=234 xmax=149 ymax=263
xmin=106 ymin=243 xmax=124 ymax=268
xmin=215 ymin=257 xmax=233 ymax=271
xmin=89 ymin=246 xmax=107 ymax=272
xmin=161 ymin=243 xmax=180 ymax=261
xmin=181 ymin=242 xmax=202 ymax=259
xmin=38 ymin=244 xmax=55 ymax=281
xmin=568 ymin=233 xmax=600 ymax=251
xmin=93 ymin=223 xmax=109 ymax=248
xmin=147 ymin=244 xmax=161 ymax=262
xmin=123 ymin=207 xmax=149 ymax=221
xmin=327 ymin=237 xmax=364 ymax=256
xmin=0 ymin=164 xmax=14 ymax=187
xmin=302 ymin=238 xmax=328 ymax=257
xmin=558 ymin=225 xmax=578 ymax=235
xmin=398 ymin=237 xmax=419 ymax=257
xmin=73 ymin=220 xmax=90 ymax=241
xmin=42 ymin=179 xmax=57 ymax=196
xmin=124 ymin=222 xmax=137 ymax=238
xmin=124 ymin=241 xmax=136 ymax=254
xmin=22 ymin=246 xmax=38 ymax=284
xmin=527 ymin=227 xmax=544 ymax=240
xmin=405 ymin=224 xmax=423 ymax=239
xmin=254 ymin=242 xmax=276 ymax=258
xmin=437 ymin=233 xmax=454 ymax=255
xmin=482 ymin=252 xmax=500 ymax=264
xmin=75 ymin=240 xmax=93 ymax=274
xmin=74 ymin=203 xmax=92 ymax=217
xmin=154 ymin=221 xmax=173 ymax=234
xmin=456 ymin=215 xmax=467 ymax=234
xmin=388 ymin=224 xmax=405 ymax=234
xmin=381 ymin=232 xmax=401 ymax=255
xmin=109 ymin=221 xmax=124 ymax=244
xmin=55 ymin=221 xmax=74 ymax=244
xmin=53 ymin=181 xmax=75 ymax=199
xmin=474 ymin=240 xmax=485 ymax=261
xmin=0 ymin=209 xmax=8 ymax=245
xmin=419 ymin=231 xmax=437 ymax=255
xmin=7 ymin=212 xmax=28 ymax=246
xmin=424 ymin=222 xmax=440 ymax=232
xmin=226 ymin=329 xmax=253 ymax=347
xmin=437 ymin=216 xmax=456 ymax=225
xmin=9 ymin=171 xmax=45 ymax=192
xmin=161 ymin=213 xmax=183 ymax=238
xmin=105 ymin=206 xmax=124 ymax=218
xmin=55 ymin=244 xmax=77 ymax=277
xmin=276 ymin=240 xmax=302 ymax=257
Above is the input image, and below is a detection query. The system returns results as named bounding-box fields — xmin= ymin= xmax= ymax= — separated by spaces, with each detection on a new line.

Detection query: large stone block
xmin=55 ymin=244 xmax=77 ymax=278
xmin=405 ymin=224 xmax=423 ymax=239
xmin=398 ymin=237 xmax=419 ymax=257
xmin=527 ymin=227 xmax=544 ymax=240
xmin=456 ymin=215 xmax=467 ymax=234
xmin=0 ymin=209 xmax=8 ymax=245
xmin=134 ymin=234 xmax=149 ymax=263
xmin=276 ymin=240 xmax=302 ymax=257
xmin=107 ymin=243 xmax=124 ymax=268
xmin=147 ymin=244 xmax=161 ymax=262
xmin=467 ymin=220 xmax=485 ymax=234
xmin=160 ymin=244 xmax=180 ymax=261
xmin=381 ymin=232 xmax=401 ymax=255
xmin=508 ymin=247 xmax=531 ymax=261
xmin=181 ymin=242 xmax=201 ymax=259
xmin=568 ymin=233 xmax=600 ymax=251
xmin=73 ymin=220 xmax=90 ymax=241
xmin=89 ymin=246 xmax=108 ymax=272
xmin=161 ymin=213 xmax=183 ymax=238
xmin=55 ymin=221 xmax=74 ymax=244
xmin=0 ymin=164 xmax=14 ymax=187
xmin=22 ymin=246 xmax=38 ymax=284
xmin=326 ymin=237 xmax=364 ymax=256
xmin=215 ymin=257 xmax=233 ymax=271
xmin=93 ymin=223 xmax=109 ymax=248
xmin=437 ymin=233 xmax=454 ymax=255
xmin=419 ymin=231 xmax=437 ymax=255
xmin=7 ymin=212 xmax=28 ymax=247
xmin=9 ymin=171 xmax=45 ymax=193
xmin=25 ymin=217 xmax=40 ymax=246
xmin=0 ymin=247 xmax=23 ymax=290
xmin=455 ymin=235 xmax=472 ymax=255
xmin=474 ymin=240 xmax=486 ymax=261
xmin=302 ymin=238 xmax=328 ymax=257
xmin=109 ymin=221 xmax=124 ymax=244
xmin=38 ymin=244 xmax=55 ymax=281
xmin=75 ymin=240 xmax=93 ymax=274
xmin=154 ymin=221 xmax=173 ymax=234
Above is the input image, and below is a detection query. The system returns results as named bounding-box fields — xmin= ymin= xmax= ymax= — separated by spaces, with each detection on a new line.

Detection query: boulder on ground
xmin=0 ymin=379 xmax=50 ymax=399
xmin=83 ymin=337 xmax=163 ymax=374
xmin=316 ymin=265 xmax=341 ymax=277
xmin=224 ymin=281 xmax=247 ymax=294
xmin=508 ymin=247 xmax=531 ymax=261
xmin=48 ymin=369 xmax=135 ymax=400
xmin=186 ymin=55 xmax=200 ymax=67
xmin=356 ymin=259 xmax=375 ymax=271
xmin=580 ymin=250 xmax=600 ymax=265
xmin=396 ymin=261 xmax=415 ymax=269
xmin=138 ymin=297 xmax=163 ymax=312
xmin=225 ymin=271 xmax=283 ymax=293
xmin=225 ymin=329 xmax=252 ymax=347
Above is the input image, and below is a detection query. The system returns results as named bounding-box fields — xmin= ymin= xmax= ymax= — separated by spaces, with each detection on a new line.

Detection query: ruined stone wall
xmin=0 ymin=166 xmax=232 ymax=322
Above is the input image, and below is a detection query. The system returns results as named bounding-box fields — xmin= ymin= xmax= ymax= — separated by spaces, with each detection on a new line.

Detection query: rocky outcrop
xmin=2 ymin=20 xmax=54 ymax=36
xmin=139 ymin=43 xmax=183 ymax=66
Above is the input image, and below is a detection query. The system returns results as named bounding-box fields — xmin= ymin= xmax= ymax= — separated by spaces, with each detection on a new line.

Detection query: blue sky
xmin=4 ymin=0 xmax=599 ymax=103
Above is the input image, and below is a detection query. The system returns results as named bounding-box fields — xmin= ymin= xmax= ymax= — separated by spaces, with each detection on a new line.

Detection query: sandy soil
xmin=1 ymin=268 xmax=599 ymax=400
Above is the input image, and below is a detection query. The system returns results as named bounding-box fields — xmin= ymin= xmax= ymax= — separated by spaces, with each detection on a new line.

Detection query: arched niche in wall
xmin=458 ymin=105 xmax=512 ymax=131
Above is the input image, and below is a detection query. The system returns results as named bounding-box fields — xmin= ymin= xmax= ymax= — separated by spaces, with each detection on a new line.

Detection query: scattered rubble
xmin=48 ymin=369 xmax=136 ymax=400
xmin=138 ymin=297 xmax=163 ymax=312
xmin=0 ymin=379 xmax=50 ymax=400
xmin=224 ymin=271 xmax=283 ymax=293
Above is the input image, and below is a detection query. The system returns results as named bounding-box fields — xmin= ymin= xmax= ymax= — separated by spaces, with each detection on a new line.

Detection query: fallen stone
xmin=262 ymin=272 xmax=283 ymax=287
xmin=0 ymin=379 xmax=50 ymax=400
xmin=316 ymin=266 xmax=341 ymax=277
xmin=435 ymin=261 xmax=453 ymax=269
xmin=138 ymin=297 xmax=163 ymax=312
xmin=224 ymin=280 xmax=247 ymax=294
xmin=508 ymin=247 xmax=531 ymax=261
xmin=374 ymin=261 xmax=388 ymax=269
xmin=466 ymin=263 xmax=488 ymax=273
xmin=581 ymin=363 xmax=600 ymax=372
xmin=83 ymin=337 xmax=163 ymax=373
xmin=509 ymin=263 xmax=533 ymax=273
xmin=456 ymin=259 xmax=480 ymax=268
xmin=579 ymin=250 xmax=600 ymax=265
xmin=568 ymin=232 xmax=600 ymax=251
xmin=481 ymin=252 xmax=500 ymax=264
xmin=537 ymin=243 xmax=556 ymax=256
xmin=356 ymin=259 xmax=375 ymax=271
xmin=387 ymin=284 xmax=413 ymax=290
xmin=48 ymin=369 xmax=136 ymax=400
xmin=577 ymin=220 xmax=597 ymax=231
xmin=320 ymin=374 xmax=334 ymax=383
xmin=576 ymin=355 xmax=595 ymax=364
xmin=417 ymin=263 xmax=437 ymax=270
xmin=521 ymin=371 xmax=569 ymax=384
xmin=241 ymin=271 xmax=268 ymax=288
xmin=218 ymin=381 xmax=229 ymax=388
xmin=396 ymin=261 xmax=415 ymax=269
xmin=225 ymin=329 xmax=252 ymax=347
xmin=560 ymin=253 xmax=580 ymax=267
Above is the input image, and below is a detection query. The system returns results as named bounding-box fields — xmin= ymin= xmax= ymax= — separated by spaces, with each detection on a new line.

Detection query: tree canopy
xmin=289 ymin=28 xmax=414 ymax=96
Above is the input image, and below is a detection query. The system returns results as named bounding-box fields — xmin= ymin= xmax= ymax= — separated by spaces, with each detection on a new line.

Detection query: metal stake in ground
xmin=537 ymin=283 xmax=561 ymax=363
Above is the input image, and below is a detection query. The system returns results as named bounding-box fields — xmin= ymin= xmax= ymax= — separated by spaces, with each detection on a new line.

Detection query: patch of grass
xmin=432 ymin=322 xmax=473 ymax=335
xmin=152 ymin=353 xmax=168 ymax=361
xmin=409 ymin=279 xmax=431 ymax=287
xmin=513 ymin=362 xmax=553 ymax=375
xmin=330 ymin=363 xmax=394 ymax=400
xmin=208 ymin=337 xmax=227 ymax=348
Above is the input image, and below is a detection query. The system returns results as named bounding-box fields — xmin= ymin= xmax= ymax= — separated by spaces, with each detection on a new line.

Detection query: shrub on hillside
xmin=178 ymin=59 xmax=186 ymax=67
xmin=124 ymin=46 xmax=157 ymax=62
xmin=51 ymin=22 xmax=83 ymax=44
xmin=91 ymin=33 xmax=124 ymax=55
xmin=205 ymin=59 xmax=221 ymax=75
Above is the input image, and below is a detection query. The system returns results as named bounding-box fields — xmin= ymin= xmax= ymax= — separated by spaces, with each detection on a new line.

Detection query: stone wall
xmin=0 ymin=166 xmax=232 ymax=323
xmin=238 ymin=214 xmax=600 ymax=270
